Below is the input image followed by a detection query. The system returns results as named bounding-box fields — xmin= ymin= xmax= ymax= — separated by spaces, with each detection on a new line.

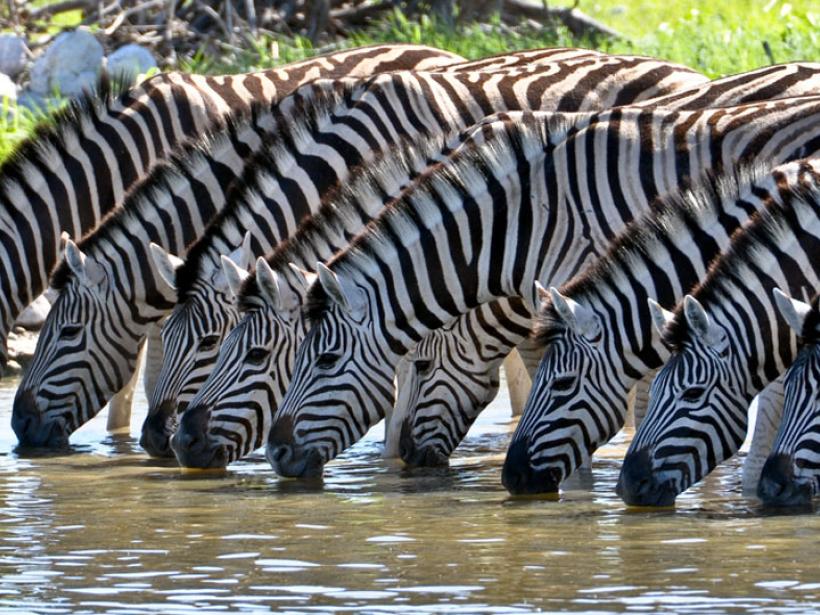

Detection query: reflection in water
xmin=0 ymin=377 xmax=818 ymax=613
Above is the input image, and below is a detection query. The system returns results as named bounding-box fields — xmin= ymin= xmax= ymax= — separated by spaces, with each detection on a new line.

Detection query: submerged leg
xmin=106 ymin=341 xmax=145 ymax=432
xmin=504 ymin=346 xmax=535 ymax=417
xmin=628 ymin=368 xmax=658 ymax=431
xmin=142 ymin=322 xmax=165 ymax=402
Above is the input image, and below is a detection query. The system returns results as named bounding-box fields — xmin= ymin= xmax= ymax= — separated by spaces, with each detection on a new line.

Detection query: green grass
xmin=2 ymin=0 xmax=818 ymax=158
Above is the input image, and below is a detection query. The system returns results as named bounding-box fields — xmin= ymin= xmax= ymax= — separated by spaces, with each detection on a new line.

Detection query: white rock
xmin=106 ymin=44 xmax=157 ymax=85
xmin=14 ymin=294 xmax=52 ymax=331
xmin=0 ymin=34 xmax=28 ymax=78
xmin=0 ymin=72 xmax=17 ymax=102
xmin=29 ymin=29 xmax=103 ymax=98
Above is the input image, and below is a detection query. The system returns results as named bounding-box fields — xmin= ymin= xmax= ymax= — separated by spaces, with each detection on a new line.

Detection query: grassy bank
xmin=1 ymin=0 xmax=818 ymax=159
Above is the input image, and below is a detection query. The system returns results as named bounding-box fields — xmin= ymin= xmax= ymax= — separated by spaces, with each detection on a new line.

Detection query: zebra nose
xmin=502 ymin=438 xmax=561 ymax=494
xmin=757 ymin=454 xmax=812 ymax=507
xmin=171 ymin=405 xmax=226 ymax=468
xmin=399 ymin=418 xmax=449 ymax=467
xmin=12 ymin=389 xmax=68 ymax=448
xmin=140 ymin=401 xmax=178 ymax=458
xmin=617 ymin=448 xmax=675 ymax=507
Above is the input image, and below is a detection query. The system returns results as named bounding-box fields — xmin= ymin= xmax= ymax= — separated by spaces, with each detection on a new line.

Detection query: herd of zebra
xmin=3 ymin=42 xmax=820 ymax=508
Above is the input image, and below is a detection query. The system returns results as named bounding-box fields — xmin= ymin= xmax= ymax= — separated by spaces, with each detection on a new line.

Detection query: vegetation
xmin=1 ymin=0 xmax=818 ymax=159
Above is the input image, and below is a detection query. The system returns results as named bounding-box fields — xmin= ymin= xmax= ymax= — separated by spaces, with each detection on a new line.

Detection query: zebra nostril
xmin=266 ymin=444 xmax=292 ymax=470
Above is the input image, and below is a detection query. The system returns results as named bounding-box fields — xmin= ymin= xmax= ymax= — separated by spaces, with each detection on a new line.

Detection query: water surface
xmin=0 ymin=376 xmax=817 ymax=614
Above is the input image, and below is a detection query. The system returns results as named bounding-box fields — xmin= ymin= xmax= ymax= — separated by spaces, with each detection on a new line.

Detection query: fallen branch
xmin=504 ymin=0 xmax=622 ymax=40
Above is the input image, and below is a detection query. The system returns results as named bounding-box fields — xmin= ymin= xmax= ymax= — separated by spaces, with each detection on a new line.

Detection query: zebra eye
xmin=199 ymin=335 xmax=220 ymax=351
xmin=552 ymin=375 xmax=575 ymax=392
xmin=415 ymin=360 xmax=433 ymax=375
xmin=246 ymin=348 xmax=268 ymax=365
xmin=60 ymin=324 xmax=83 ymax=339
xmin=317 ymin=352 xmax=340 ymax=369
xmin=681 ymin=386 xmax=706 ymax=402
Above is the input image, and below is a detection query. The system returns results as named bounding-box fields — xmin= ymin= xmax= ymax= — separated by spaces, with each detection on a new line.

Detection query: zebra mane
xmin=662 ymin=159 xmax=820 ymax=351
xmin=296 ymin=112 xmax=571 ymax=322
xmin=532 ymin=161 xmax=785 ymax=348
xmin=49 ymin=103 xmax=266 ymax=291
xmin=0 ymin=72 xmax=133 ymax=214
xmin=236 ymin=126 xmax=460 ymax=315
xmin=171 ymin=76 xmax=384 ymax=302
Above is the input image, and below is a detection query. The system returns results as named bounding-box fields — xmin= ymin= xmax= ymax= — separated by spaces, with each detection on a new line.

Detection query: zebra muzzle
xmin=11 ymin=389 xmax=69 ymax=448
xmin=501 ymin=438 xmax=562 ymax=495
xmin=617 ymin=448 xmax=677 ymax=507
xmin=757 ymin=453 xmax=813 ymax=508
xmin=171 ymin=405 xmax=228 ymax=469
xmin=398 ymin=418 xmax=449 ymax=468
xmin=140 ymin=401 xmax=179 ymax=459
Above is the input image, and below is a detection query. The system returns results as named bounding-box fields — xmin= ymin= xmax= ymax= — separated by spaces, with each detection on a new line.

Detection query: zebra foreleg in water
xmin=619 ymin=161 xmax=820 ymax=506
xmin=741 ymin=375 xmax=787 ymax=495
xmin=259 ymin=99 xmax=820 ymax=480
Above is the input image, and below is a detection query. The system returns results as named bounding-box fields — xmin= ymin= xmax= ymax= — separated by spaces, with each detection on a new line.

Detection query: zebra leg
xmin=383 ymin=357 xmax=413 ymax=459
xmin=106 ymin=342 xmax=145 ymax=432
xmin=627 ymin=368 xmax=658 ymax=430
xmin=742 ymin=375 xmax=786 ymax=495
xmin=141 ymin=322 xmax=165 ymax=402
xmin=505 ymin=344 xmax=538 ymax=417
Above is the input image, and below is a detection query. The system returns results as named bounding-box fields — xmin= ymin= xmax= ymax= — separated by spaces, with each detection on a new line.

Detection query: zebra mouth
xmin=266 ymin=442 xmax=324 ymax=479
xmin=501 ymin=438 xmax=563 ymax=495
xmin=617 ymin=448 xmax=679 ymax=507
xmin=757 ymin=454 xmax=814 ymax=508
xmin=140 ymin=400 xmax=179 ymax=458
xmin=398 ymin=418 xmax=450 ymax=467
xmin=12 ymin=389 xmax=71 ymax=449
xmin=171 ymin=404 xmax=229 ymax=469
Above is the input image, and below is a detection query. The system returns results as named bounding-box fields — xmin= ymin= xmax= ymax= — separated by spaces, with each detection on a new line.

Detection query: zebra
xmin=260 ymin=98 xmax=820 ymax=479
xmin=617 ymin=159 xmax=820 ymax=506
xmin=385 ymin=62 xmax=820 ymax=468
xmin=500 ymin=159 xmax=816 ymax=495
xmin=15 ymin=54 xmax=704 ymax=448
xmin=0 ymin=43 xmax=461 ymax=380
xmin=755 ymin=290 xmax=820 ymax=506
xmin=139 ymin=55 xmax=708 ymax=460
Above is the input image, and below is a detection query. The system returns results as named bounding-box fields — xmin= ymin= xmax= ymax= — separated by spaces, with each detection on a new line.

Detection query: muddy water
xmin=0 ymin=376 xmax=818 ymax=614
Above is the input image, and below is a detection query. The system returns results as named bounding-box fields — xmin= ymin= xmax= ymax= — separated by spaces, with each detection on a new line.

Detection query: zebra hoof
xmin=757 ymin=454 xmax=813 ymax=507
xmin=617 ymin=448 xmax=677 ymax=507
xmin=12 ymin=388 xmax=69 ymax=448
xmin=501 ymin=438 xmax=561 ymax=495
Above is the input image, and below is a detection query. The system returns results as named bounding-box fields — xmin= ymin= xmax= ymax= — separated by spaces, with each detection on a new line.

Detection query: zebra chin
xmin=398 ymin=418 xmax=450 ymax=467
xmin=11 ymin=389 xmax=70 ymax=448
xmin=139 ymin=400 xmax=181 ymax=458
xmin=757 ymin=454 xmax=814 ymax=508
xmin=616 ymin=448 xmax=679 ymax=507
xmin=501 ymin=439 xmax=562 ymax=495
xmin=170 ymin=405 xmax=228 ymax=469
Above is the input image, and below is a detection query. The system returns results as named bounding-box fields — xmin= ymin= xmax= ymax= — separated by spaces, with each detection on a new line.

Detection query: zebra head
xmin=758 ymin=289 xmax=820 ymax=507
xmin=13 ymin=239 xmax=175 ymax=447
xmin=503 ymin=285 xmax=624 ymax=494
xmin=170 ymin=257 xmax=313 ymax=468
xmin=617 ymin=295 xmax=745 ymax=506
xmin=140 ymin=234 xmax=253 ymax=458
xmin=267 ymin=264 xmax=395 ymax=478
xmin=393 ymin=313 xmax=504 ymax=467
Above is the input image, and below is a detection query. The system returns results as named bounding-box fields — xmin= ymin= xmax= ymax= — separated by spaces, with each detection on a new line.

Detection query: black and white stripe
xmin=139 ymin=54 xmax=708 ymax=462
xmin=501 ymin=160 xmax=817 ymax=495
xmin=0 ymin=43 xmax=461 ymax=375
xmin=265 ymin=98 xmax=820 ymax=479
xmin=618 ymin=159 xmax=820 ymax=506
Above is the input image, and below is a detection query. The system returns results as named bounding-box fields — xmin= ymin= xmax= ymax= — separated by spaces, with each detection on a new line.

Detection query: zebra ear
xmin=534 ymin=281 xmax=550 ymax=309
xmin=64 ymin=239 xmax=105 ymax=287
xmin=60 ymin=231 xmax=71 ymax=252
xmin=549 ymin=286 xmax=599 ymax=340
xmin=288 ymin=263 xmax=318 ymax=291
xmin=220 ymin=254 xmax=250 ymax=300
xmin=317 ymin=262 xmax=366 ymax=317
xmin=149 ymin=243 xmax=183 ymax=292
xmin=773 ymin=288 xmax=812 ymax=336
xmin=256 ymin=257 xmax=299 ymax=312
xmin=226 ymin=231 xmax=254 ymax=272
xmin=683 ymin=295 xmax=723 ymax=347
xmin=648 ymin=298 xmax=675 ymax=337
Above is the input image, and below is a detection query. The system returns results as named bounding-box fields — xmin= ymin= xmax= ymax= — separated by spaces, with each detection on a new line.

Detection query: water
xmin=0 ymin=376 xmax=818 ymax=614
